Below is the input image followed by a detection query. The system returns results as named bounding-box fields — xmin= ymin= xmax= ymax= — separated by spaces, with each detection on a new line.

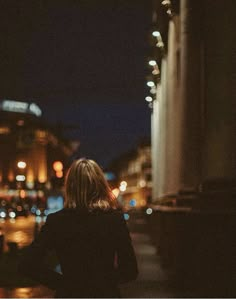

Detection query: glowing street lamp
xmin=17 ymin=161 xmax=26 ymax=169
xmin=161 ymin=0 xmax=173 ymax=17
xmin=53 ymin=161 xmax=64 ymax=179
xmin=119 ymin=181 xmax=127 ymax=192
xmin=152 ymin=31 xmax=161 ymax=38
xmin=145 ymin=96 xmax=153 ymax=103
xmin=120 ymin=181 xmax=127 ymax=187
xmin=147 ymin=81 xmax=155 ymax=88
xmin=53 ymin=161 xmax=63 ymax=172
xmin=148 ymin=60 xmax=157 ymax=67
xmin=152 ymin=31 xmax=164 ymax=49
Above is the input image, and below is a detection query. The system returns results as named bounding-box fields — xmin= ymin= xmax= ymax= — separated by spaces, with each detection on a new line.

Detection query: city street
xmin=0 ymin=212 xmax=182 ymax=298
xmin=0 ymin=216 xmax=36 ymax=252
xmin=0 ymin=0 xmax=235 ymax=297
xmin=0 ymin=211 xmax=235 ymax=297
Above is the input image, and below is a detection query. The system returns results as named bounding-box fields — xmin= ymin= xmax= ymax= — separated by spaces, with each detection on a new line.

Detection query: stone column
xmin=178 ymin=0 xmax=203 ymax=194
xmin=155 ymin=58 xmax=168 ymax=199
xmin=164 ymin=16 xmax=181 ymax=196
xmin=198 ymin=0 xmax=236 ymax=209
xmin=151 ymin=15 xmax=182 ymax=201
xmin=151 ymin=88 xmax=160 ymax=200
xmin=202 ymin=0 xmax=236 ymax=181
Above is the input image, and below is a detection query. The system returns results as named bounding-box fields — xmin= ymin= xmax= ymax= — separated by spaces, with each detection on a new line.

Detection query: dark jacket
xmin=19 ymin=208 xmax=138 ymax=298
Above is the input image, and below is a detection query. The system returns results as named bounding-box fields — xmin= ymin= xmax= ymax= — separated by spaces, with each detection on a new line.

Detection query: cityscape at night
xmin=0 ymin=0 xmax=236 ymax=298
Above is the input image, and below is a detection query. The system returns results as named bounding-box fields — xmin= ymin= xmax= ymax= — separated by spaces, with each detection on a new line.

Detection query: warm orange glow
xmin=140 ymin=199 xmax=146 ymax=206
xmin=26 ymin=169 xmax=34 ymax=182
xmin=37 ymin=190 xmax=44 ymax=198
xmin=0 ymin=126 xmax=10 ymax=134
xmin=56 ymin=170 xmax=63 ymax=178
xmin=38 ymin=175 xmax=46 ymax=183
xmin=19 ymin=190 xmax=26 ymax=198
xmin=38 ymin=167 xmax=47 ymax=183
xmin=8 ymin=170 xmax=14 ymax=182
xmin=53 ymin=161 xmax=63 ymax=172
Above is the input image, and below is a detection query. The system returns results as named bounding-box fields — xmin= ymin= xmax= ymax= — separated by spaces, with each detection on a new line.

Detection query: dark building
xmin=146 ymin=0 xmax=236 ymax=295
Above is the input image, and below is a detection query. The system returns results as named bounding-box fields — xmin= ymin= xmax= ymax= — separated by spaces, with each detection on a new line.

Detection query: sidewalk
xmin=120 ymin=231 xmax=175 ymax=298
xmin=120 ymin=212 xmax=187 ymax=298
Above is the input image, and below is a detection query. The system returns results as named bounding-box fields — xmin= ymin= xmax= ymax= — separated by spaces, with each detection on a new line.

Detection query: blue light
xmin=129 ymin=199 xmax=136 ymax=207
xmin=124 ymin=213 xmax=130 ymax=221
xmin=36 ymin=216 xmax=42 ymax=223
xmin=47 ymin=196 xmax=64 ymax=213
xmin=31 ymin=206 xmax=36 ymax=213
xmin=104 ymin=172 xmax=116 ymax=181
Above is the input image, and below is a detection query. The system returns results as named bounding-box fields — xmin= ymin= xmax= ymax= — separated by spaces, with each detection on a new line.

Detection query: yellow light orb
xmin=53 ymin=161 xmax=63 ymax=172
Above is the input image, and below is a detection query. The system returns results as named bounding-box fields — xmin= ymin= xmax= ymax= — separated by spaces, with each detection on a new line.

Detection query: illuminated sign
xmin=0 ymin=99 xmax=42 ymax=117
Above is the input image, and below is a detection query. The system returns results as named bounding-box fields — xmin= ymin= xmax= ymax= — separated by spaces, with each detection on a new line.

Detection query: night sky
xmin=0 ymin=1 xmax=152 ymax=167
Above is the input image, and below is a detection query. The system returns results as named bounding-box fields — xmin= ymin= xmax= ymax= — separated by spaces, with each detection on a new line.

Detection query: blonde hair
xmin=64 ymin=158 xmax=117 ymax=210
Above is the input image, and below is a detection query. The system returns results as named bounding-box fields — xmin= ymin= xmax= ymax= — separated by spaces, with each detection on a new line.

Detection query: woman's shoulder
xmin=46 ymin=208 xmax=126 ymax=233
xmin=47 ymin=207 xmax=124 ymax=219
xmin=45 ymin=208 xmax=73 ymax=223
xmin=92 ymin=208 xmax=124 ymax=217
xmin=94 ymin=208 xmax=126 ymax=225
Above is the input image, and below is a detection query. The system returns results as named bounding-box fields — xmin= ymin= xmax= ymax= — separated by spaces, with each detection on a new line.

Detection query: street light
xmin=17 ymin=161 xmax=26 ymax=169
xmin=145 ymin=96 xmax=153 ymax=103
xmin=148 ymin=60 xmax=160 ymax=76
xmin=119 ymin=181 xmax=127 ymax=192
xmin=152 ymin=31 xmax=164 ymax=49
xmin=147 ymin=81 xmax=155 ymax=88
xmin=152 ymin=31 xmax=161 ymax=38
xmin=148 ymin=60 xmax=157 ymax=67
xmin=161 ymin=0 xmax=174 ymax=17
xmin=53 ymin=161 xmax=63 ymax=172
xmin=16 ymin=160 xmax=27 ymax=192
xmin=52 ymin=161 xmax=64 ymax=185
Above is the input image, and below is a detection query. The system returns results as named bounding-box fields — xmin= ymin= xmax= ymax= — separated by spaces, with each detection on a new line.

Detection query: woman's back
xmin=20 ymin=208 xmax=138 ymax=297
xmin=19 ymin=159 xmax=138 ymax=297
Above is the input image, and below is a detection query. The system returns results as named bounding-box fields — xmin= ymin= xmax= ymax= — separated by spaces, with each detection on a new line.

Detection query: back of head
xmin=65 ymin=158 xmax=117 ymax=211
